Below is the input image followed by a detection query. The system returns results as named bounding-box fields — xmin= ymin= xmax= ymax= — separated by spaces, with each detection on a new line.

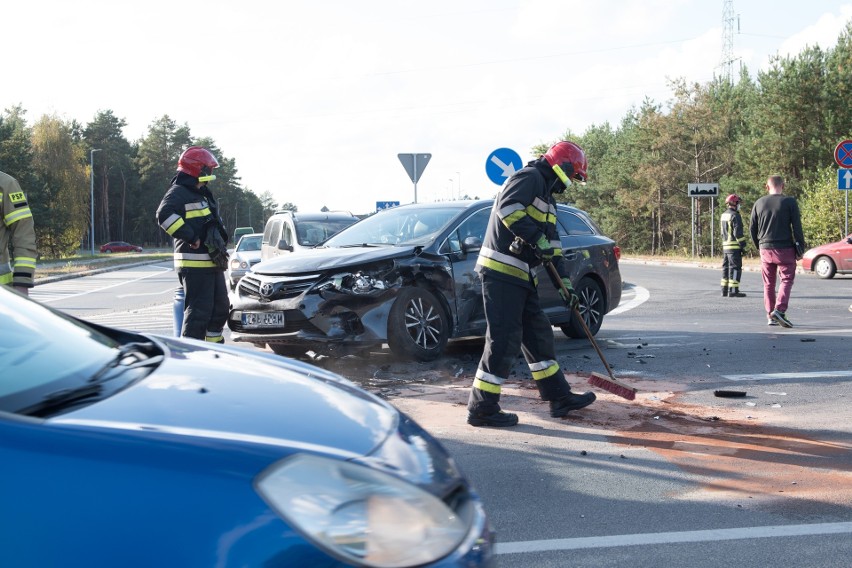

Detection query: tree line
xmin=536 ymin=21 xmax=852 ymax=257
xmin=3 ymin=22 xmax=852 ymax=259
xmin=0 ymin=111 xmax=293 ymax=259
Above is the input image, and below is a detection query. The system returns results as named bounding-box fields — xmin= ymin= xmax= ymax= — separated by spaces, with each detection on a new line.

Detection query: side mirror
xmin=462 ymin=236 xmax=483 ymax=253
xmin=277 ymin=240 xmax=294 ymax=252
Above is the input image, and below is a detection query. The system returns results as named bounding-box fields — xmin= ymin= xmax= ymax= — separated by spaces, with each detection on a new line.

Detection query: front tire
xmin=814 ymin=256 xmax=836 ymax=279
xmin=560 ymin=277 xmax=605 ymax=339
xmin=387 ymin=287 xmax=448 ymax=361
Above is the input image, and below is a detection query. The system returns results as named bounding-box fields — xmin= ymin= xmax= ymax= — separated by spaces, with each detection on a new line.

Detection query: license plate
xmin=241 ymin=311 xmax=285 ymax=328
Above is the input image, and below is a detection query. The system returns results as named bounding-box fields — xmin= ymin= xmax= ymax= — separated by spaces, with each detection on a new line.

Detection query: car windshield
xmin=0 ymin=288 xmax=123 ymax=411
xmin=323 ymin=206 xmax=464 ymax=247
xmin=295 ymin=219 xmax=357 ymax=246
xmin=237 ymin=235 xmax=262 ymax=252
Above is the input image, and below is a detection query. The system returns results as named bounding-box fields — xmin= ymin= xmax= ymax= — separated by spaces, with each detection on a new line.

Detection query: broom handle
xmin=545 ymin=261 xmax=617 ymax=380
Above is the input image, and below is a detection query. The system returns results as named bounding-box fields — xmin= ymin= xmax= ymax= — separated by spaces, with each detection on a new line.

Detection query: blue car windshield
xmin=0 ymin=288 xmax=119 ymax=408
xmin=323 ymin=206 xmax=464 ymax=247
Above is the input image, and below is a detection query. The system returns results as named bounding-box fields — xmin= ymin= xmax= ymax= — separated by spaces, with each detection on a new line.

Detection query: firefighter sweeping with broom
xmin=467 ymin=141 xmax=598 ymax=427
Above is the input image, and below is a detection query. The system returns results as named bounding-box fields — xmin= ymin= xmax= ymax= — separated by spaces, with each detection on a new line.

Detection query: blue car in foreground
xmin=0 ymin=287 xmax=493 ymax=567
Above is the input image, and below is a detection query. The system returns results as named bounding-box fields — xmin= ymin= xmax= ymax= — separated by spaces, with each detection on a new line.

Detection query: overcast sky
xmin=5 ymin=1 xmax=852 ymax=216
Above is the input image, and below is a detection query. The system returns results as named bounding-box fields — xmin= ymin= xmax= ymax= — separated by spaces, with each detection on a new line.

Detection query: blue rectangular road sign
xmin=838 ymin=169 xmax=852 ymax=190
xmin=376 ymin=201 xmax=400 ymax=210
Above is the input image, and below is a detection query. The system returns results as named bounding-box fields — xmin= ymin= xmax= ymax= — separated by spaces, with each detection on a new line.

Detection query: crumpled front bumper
xmin=228 ymin=285 xmax=400 ymax=355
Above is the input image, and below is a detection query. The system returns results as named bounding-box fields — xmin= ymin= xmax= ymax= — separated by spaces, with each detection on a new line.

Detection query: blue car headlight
xmin=255 ymin=454 xmax=470 ymax=567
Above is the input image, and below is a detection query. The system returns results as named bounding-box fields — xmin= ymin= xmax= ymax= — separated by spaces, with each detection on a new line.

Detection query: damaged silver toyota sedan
xmin=228 ymin=200 xmax=621 ymax=361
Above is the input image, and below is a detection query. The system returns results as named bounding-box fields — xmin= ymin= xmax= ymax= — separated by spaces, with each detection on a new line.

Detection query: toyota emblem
xmin=259 ymin=282 xmax=274 ymax=297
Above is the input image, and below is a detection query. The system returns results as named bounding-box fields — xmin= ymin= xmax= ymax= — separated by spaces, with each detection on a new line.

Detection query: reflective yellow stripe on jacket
xmin=477 ymin=246 xmax=533 ymax=283
xmin=4 ymin=205 xmax=32 ymax=225
xmin=720 ymin=211 xmax=746 ymax=251
xmin=174 ymin=252 xmax=217 ymax=269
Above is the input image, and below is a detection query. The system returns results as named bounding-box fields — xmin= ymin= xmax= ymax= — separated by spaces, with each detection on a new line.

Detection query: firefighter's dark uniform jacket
xmin=720 ymin=206 xmax=746 ymax=253
xmin=0 ymin=170 xmax=37 ymax=289
xmin=156 ymin=172 xmax=229 ymax=342
xmin=157 ymin=172 xmax=225 ymax=272
xmin=468 ymin=158 xmax=574 ymax=416
xmin=720 ymin=205 xmax=745 ymax=292
xmin=475 ymin=161 xmax=569 ymax=287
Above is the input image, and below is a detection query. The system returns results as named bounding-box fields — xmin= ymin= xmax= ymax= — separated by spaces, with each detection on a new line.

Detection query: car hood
xmin=804 ymin=238 xmax=848 ymax=257
xmin=255 ymin=245 xmax=419 ymax=274
xmin=51 ymin=338 xmax=397 ymax=459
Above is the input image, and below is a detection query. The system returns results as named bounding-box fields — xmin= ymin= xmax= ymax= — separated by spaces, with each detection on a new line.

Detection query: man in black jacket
xmin=157 ymin=146 xmax=230 ymax=342
xmin=749 ymin=175 xmax=805 ymax=328
xmin=467 ymin=141 xmax=597 ymax=427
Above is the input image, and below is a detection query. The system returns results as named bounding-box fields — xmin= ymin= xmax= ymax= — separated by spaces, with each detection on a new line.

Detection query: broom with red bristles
xmin=545 ymin=261 xmax=637 ymax=401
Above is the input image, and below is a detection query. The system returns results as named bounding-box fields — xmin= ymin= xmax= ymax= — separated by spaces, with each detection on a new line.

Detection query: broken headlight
xmin=321 ymin=272 xmax=390 ymax=296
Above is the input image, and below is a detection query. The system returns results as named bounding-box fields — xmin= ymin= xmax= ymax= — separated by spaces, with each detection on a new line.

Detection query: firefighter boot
xmin=535 ymin=373 xmax=596 ymax=418
xmin=729 ymin=288 xmax=746 ymax=298
xmin=467 ymin=388 xmax=519 ymax=427
xmin=549 ymin=391 xmax=597 ymax=417
xmin=721 ymin=286 xmax=728 ymax=297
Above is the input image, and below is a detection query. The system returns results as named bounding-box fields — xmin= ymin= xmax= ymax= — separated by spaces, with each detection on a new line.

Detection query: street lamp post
xmin=90 ymin=148 xmax=102 ymax=256
xmin=456 ymin=171 xmax=461 ymax=199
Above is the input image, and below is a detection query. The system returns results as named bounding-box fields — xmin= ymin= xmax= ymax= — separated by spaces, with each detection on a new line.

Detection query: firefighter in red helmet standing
xmin=157 ymin=146 xmax=230 ymax=342
xmin=720 ymin=193 xmax=747 ymax=298
xmin=467 ymin=141 xmax=597 ymax=427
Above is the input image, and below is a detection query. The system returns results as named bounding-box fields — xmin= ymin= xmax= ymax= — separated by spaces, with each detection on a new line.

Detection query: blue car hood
xmin=254 ymin=245 xmax=418 ymax=275
xmin=51 ymin=339 xmax=397 ymax=459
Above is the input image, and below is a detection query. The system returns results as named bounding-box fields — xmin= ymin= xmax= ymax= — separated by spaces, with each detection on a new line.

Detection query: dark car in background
xmin=801 ymin=234 xmax=852 ymax=278
xmin=229 ymin=200 xmax=622 ymax=361
xmin=0 ymin=286 xmax=494 ymax=567
xmin=99 ymin=241 xmax=143 ymax=253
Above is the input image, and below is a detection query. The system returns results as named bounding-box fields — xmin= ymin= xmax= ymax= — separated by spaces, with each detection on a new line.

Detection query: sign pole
xmin=691 ymin=199 xmax=695 ymax=257
xmin=711 ymin=198 xmax=715 ymax=257
xmin=413 ymin=154 xmax=418 ymax=203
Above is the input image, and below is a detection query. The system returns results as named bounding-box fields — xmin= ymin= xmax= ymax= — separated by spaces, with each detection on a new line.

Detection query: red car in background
xmin=801 ymin=234 xmax=852 ymax=278
xmin=100 ymin=241 xmax=143 ymax=253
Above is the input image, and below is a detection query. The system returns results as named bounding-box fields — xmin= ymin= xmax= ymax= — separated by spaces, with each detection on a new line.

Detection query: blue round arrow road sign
xmin=835 ymin=140 xmax=852 ymax=168
xmin=485 ymin=148 xmax=523 ymax=186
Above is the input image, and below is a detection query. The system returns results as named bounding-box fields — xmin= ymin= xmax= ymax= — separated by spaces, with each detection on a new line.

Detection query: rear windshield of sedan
xmin=236 ymin=236 xmax=262 ymax=251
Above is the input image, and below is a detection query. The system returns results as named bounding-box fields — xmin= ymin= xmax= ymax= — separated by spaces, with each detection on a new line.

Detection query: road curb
xmin=35 ymin=259 xmax=169 ymax=286
xmin=619 ymin=257 xmax=807 ymax=275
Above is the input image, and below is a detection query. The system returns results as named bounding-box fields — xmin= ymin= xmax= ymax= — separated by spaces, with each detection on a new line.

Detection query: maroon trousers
xmin=759 ymin=247 xmax=797 ymax=315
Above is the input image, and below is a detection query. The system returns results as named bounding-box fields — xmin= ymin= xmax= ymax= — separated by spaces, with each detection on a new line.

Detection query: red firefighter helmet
xmin=725 ymin=193 xmax=742 ymax=206
xmin=177 ymin=146 xmax=219 ymax=181
xmin=543 ymin=141 xmax=588 ymax=186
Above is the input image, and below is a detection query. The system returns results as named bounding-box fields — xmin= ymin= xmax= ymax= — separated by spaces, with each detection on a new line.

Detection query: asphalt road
xmin=29 ymin=259 xmax=852 ymax=567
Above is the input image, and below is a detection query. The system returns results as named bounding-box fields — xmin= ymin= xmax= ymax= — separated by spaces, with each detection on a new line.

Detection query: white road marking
xmin=495 ymin=521 xmax=852 ymax=554
xmin=116 ymin=286 xmax=178 ymax=298
xmin=779 ymin=328 xmax=852 ymax=335
xmin=82 ymin=302 xmax=174 ymax=334
xmin=608 ymin=284 xmax=650 ymax=315
xmin=33 ymin=266 xmax=172 ymax=303
xmin=722 ymin=370 xmax=852 ymax=382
